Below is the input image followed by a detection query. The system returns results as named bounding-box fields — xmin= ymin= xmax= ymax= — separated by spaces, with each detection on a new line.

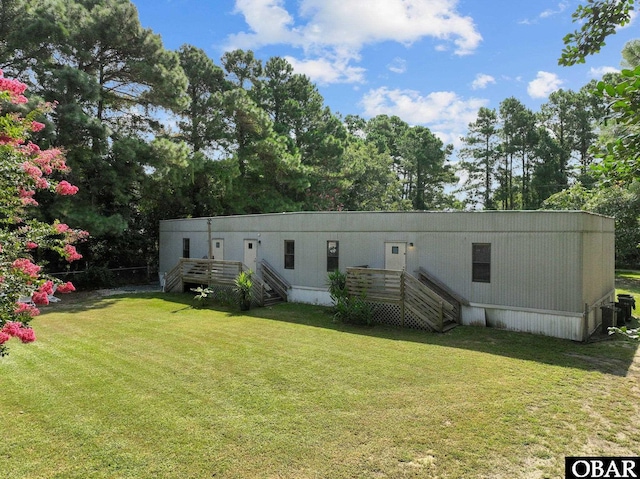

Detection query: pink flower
xmin=12 ymin=258 xmax=41 ymax=278
xmin=19 ymin=189 xmax=39 ymax=206
xmin=17 ymin=328 xmax=36 ymax=343
xmin=22 ymin=162 xmax=42 ymax=180
xmin=35 ymin=177 xmax=49 ymax=189
xmin=14 ymin=302 xmax=40 ymax=317
xmin=31 ymin=291 xmax=49 ymax=305
xmin=57 ymin=282 xmax=76 ymax=293
xmin=0 ymin=73 xmax=28 ymax=103
xmin=54 ymin=223 xmax=70 ymax=234
xmin=63 ymin=244 xmax=82 ymax=262
xmin=55 ymin=180 xmax=79 ymax=196
xmin=25 ymin=142 xmax=40 ymax=154
xmin=26 ymin=241 xmax=38 ymax=250
xmin=38 ymin=280 xmax=54 ymax=295
xmin=2 ymin=321 xmax=22 ymax=336
xmin=0 ymin=331 xmax=10 ymax=344
xmin=31 ymin=121 xmax=45 ymax=132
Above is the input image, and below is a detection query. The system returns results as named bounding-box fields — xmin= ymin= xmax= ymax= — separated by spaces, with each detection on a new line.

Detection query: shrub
xmin=327 ymin=270 xmax=374 ymax=326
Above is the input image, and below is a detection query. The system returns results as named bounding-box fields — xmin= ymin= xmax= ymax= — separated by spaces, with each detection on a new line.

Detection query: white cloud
xmin=527 ymin=71 xmax=563 ymax=99
xmin=285 ymin=55 xmax=366 ymax=84
xmin=520 ymin=1 xmax=569 ymax=24
xmin=360 ymin=87 xmax=488 ymax=146
xmin=539 ymin=1 xmax=570 ymax=19
xmin=388 ymin=58 xmax=407 ymax=74
xmin=226 ymin=0 xmax=482 ymax=85
xmin=471 ymin=73 xmax=496 ymax=90
xmin=589 ymin=66 xmax=620 ymax=78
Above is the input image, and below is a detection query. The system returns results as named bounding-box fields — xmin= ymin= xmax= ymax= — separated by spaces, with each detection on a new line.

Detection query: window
xmin=182 ymin=238 xmax=191 ymax=259
xmin=327 ymin=241 xmax=339 ymax=272
xmin=284 ymin=240 xmax=295 ymax=269
xmin=391 ymin=246 xmax=399 ymax=254
xmin=472 ymin=243 xmax=491 ymax=283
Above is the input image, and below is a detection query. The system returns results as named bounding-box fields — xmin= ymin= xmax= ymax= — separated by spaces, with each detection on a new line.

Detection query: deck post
xmin=400 ymin=270 xmax=405 ymax=327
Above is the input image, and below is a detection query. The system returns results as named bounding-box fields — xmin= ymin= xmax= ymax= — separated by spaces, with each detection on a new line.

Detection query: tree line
xmin=1 ymin=0 xmax=638 ymax=271
xmin=0 ymin=0 xmax=460 ymax=271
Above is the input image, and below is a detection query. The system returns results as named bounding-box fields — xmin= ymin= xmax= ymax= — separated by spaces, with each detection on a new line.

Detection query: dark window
xmin=472 ymin=243 xmax=491 ymax=283
xmin=284 ymin=240 xmax=295 ymax=269
xmin=391 ymin=246 xmax=399 ymax=254
xmin=248 ymin=242 xmax=253 ymax=250
xmin=327 ymin=241 xmax=339 ymax=272
xmin=182 ymin=238 xmax=191 ymax=259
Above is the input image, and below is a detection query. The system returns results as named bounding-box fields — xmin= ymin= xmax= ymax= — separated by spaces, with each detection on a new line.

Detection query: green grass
xmin=2 ymin=292 xmax=640 ymax=478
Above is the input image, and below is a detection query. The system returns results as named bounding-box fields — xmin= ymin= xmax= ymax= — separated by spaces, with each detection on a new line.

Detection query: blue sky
xmin=133 ymin=0 xmax=638 ymax=147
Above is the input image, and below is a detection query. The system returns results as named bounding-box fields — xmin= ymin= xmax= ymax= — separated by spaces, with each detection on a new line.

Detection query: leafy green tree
xmin=458 ymin=107 xmax=499 ymax=209
xmin=340 ymin=141 xmax=405 ymax=211
xmin=559 ymin=0 xmax=635 ymax=66
xmin=544 ymin=182 xmax=640 ymax=267
xmin=499 ymin=97 xmax=535 ymax=209
xmin=399 ymin=126 xmax=456 ymax=210
xmin=22 ymin=0 xmax=190 ymax=266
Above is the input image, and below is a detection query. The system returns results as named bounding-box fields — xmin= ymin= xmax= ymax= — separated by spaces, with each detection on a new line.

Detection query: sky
xmin=132 ymin=0 xmax=639 ymax=148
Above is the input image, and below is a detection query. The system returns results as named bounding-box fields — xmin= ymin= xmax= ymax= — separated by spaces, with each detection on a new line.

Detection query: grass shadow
xmin=47 ymin=288 xmax=640 ymax=377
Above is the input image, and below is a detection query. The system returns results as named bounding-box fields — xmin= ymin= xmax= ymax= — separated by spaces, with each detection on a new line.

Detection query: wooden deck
xmin=163 ymin=258 xmax=288 ymax=307
xmin=346 ymin=267 xmax=457 ymax=332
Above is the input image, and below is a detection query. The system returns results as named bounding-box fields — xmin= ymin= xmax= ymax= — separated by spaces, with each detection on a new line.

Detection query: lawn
xmin=1 ymin=290 xmax=640 ymax=479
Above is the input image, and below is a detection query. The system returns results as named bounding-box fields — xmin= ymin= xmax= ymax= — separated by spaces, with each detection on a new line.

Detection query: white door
xmin=212 ymin=239 xmax=224 ymax=260
xmin=385 ymin=242 xmax=406 ymax=270
xmin=244 ymin=239 xmax=257 ymax=271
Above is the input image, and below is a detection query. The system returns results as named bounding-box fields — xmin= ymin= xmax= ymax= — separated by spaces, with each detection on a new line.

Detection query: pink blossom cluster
xmin=31 ymin=280 xmax=55 ymax=305
xmin=19 ymin=188 xmax=38 ymax=206
xmin=14 ymin=302 xmax=40 ymax=317
xmin=0 ymin=70 xmax=27 ymax=104
xmin=55 ymin=180 xmax=79 ymax=195
xmin=0 ymin=321 xmax=36 ymax=344
xmin=54 ymin=223 xmax=70 ymax=234
xmin=57 ymin=282 xmax=76 ymax=293
xmin=31 ymin=148 xmax=68 ymax=175
xmin=63 ymin=244 xmax=82 ymax=262
xmin=12 ymin=258 xmax=41 ymax=278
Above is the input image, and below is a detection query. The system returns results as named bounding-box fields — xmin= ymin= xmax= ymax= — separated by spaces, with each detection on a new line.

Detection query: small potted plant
xmin=234 ymin=270 xmax=253 ymax=311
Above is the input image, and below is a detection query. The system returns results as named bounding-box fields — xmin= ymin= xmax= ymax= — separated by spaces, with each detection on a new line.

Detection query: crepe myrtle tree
xmin=0 ymin=71 xmax=87 ymax=356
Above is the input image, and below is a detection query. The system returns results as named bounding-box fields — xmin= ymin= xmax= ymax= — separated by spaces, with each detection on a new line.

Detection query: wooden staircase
xmin=415 ymin=267 xmax=469 ymax=328
xmin=163 ymin=258 xmax=290 ymax=308
xmin=346 ymin=267 xmax=459 ymax=333
xmin=259 ymin=260 xmax=290 ymax=306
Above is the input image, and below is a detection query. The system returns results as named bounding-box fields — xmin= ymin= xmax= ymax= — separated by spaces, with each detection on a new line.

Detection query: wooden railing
xmin=416 ymin=267 xmax=469 ymax=323
xmin=346 ymin=267 xmax=456 ymax=332
xmin=163 ymin=258 xmax=243 ymax=292
xmin=163 ymin=258 xmax=269 ymax=307
xmin=260 ymin=260 xmax=290 ymax=302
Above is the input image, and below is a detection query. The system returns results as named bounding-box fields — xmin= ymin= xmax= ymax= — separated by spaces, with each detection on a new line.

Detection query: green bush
xmin=327 ymin=270 xmax=374 ymax=326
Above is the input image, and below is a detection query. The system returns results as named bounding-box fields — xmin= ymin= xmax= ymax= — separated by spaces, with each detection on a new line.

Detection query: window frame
xmin=327 ymin=240 xmax=339 ymax=272
xmin=472 ymin=243 xmax=491 ymax=283
xmin=182 ymin=238 xmax=191 ymax=259
xmin=284 ymin=240 xmax=295 ymax=270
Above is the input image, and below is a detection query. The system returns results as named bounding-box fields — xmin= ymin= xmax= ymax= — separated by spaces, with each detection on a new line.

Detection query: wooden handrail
xmin=260 ymin=260 xmax=290 ymax=301
xmin=416 ymin=267 xmax=469 ymax=306
xmin=346 ymin=267 xmax=457 ymax=332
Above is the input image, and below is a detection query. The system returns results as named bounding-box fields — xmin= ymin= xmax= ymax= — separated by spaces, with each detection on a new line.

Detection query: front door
xmin=244 ymin=239 xmax=258 ymax=271
xmin=212 ymin=239 xmax=224 ymax=260
xmin=384 ymin=242 xmax=406 ymax=271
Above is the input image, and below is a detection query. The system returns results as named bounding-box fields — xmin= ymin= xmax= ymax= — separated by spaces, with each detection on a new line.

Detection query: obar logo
xmin=566 ymin=457 xmax=639 ymax=478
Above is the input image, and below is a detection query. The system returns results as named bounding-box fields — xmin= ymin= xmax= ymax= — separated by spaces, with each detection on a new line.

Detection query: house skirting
xmin=461 ymin=302 xmax=609 ymax=342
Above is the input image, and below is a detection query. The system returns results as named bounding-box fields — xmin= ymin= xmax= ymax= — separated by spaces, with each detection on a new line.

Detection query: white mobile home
xmin=159 ymin=211 xmax=615 ymax=341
